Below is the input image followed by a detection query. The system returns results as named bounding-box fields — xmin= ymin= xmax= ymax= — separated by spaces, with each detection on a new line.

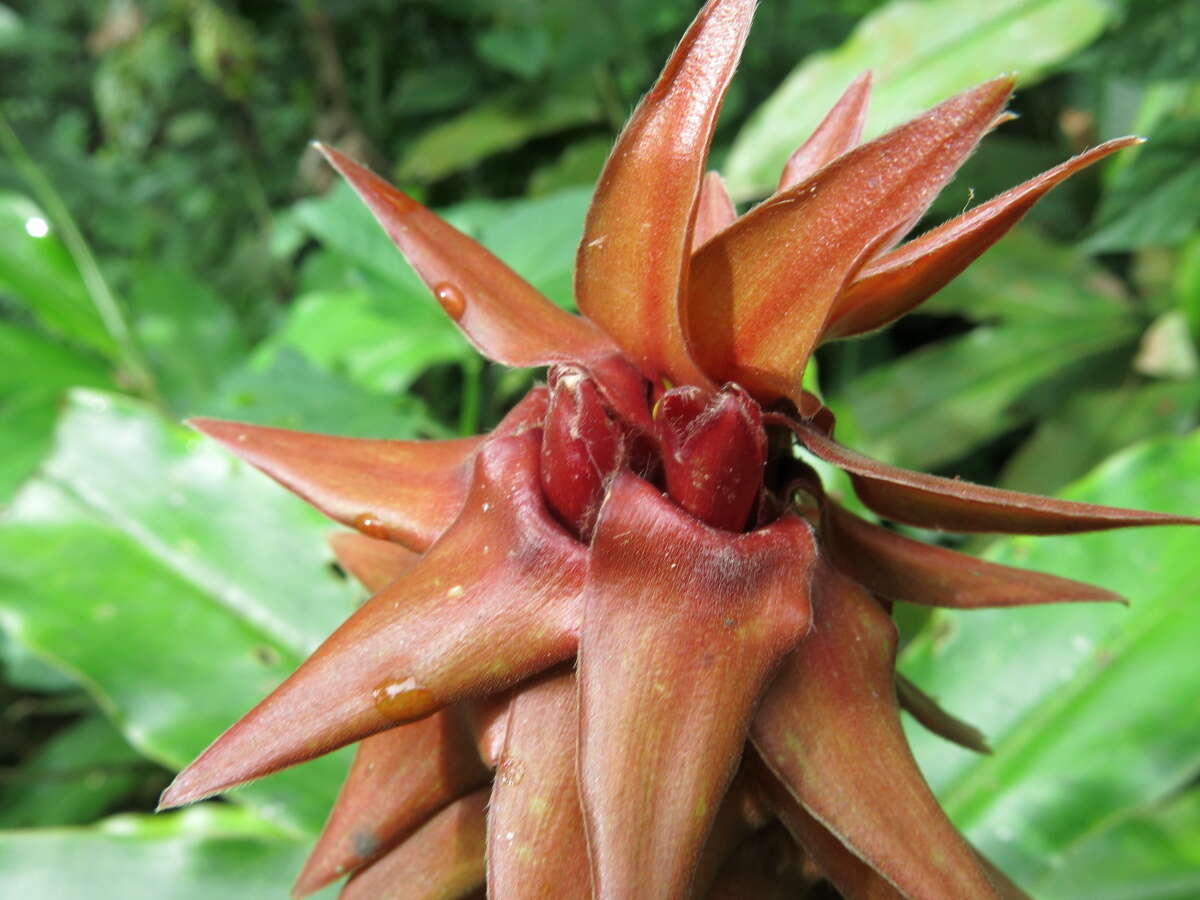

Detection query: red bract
xmin=159 ymin=1 xmax=1198 ymax=896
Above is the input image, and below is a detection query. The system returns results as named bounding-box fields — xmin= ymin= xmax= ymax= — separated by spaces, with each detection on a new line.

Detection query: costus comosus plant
xmin=157 ymin=1 xmax=1199 ymax=896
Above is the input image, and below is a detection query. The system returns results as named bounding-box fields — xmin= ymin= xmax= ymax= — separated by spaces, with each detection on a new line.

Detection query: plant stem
xmin=0 ymin=106 xmax=159 ymax=402
xmin=458 ymin=357 xmax=483 ymax=436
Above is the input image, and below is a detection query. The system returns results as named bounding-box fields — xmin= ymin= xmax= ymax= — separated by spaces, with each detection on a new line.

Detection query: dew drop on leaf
xmin=433 ymin=282 xmax=466 ymax=321
xmin=371 ymin=676 xmax=438 ymax=723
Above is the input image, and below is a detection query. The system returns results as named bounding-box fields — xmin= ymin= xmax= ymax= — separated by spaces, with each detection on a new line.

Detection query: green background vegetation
xmin=1 ymin=0 xmax=1198 ymax=895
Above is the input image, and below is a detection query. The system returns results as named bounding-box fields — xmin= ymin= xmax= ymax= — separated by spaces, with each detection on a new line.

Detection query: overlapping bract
xmin=161 ymin=1 xmax=1197 ymax=896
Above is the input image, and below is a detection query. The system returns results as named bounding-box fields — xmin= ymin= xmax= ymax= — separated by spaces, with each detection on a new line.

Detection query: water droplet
xmin=372 ymin=677 xmax=438 ymax=723
xmin=24 ymin=216 xmax=49 ymax=238
xmin=353 ymin=513 xmax=390 ymax=540
xmin=433 ymin=282 xmax=466 ymax=321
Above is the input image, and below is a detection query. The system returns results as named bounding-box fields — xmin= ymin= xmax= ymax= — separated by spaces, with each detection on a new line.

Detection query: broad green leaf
xmin=202 ymin=349 xmax=446 ymax=439
xmin=255 ymin=289 xmax=468 ymax=394
xmin=1000 ymin=380 xmax=1200 ymax=496
xmin=0 ymin=713 xmax=149 ymax=828
xmin=900 ymin=431 xmax=1200 ymax=887
xmin=0 ymin=626 xmax=77 ymax=692
xmin=1178 ymin=234 xmax=1200 ymax=344
xmin=917 ymin=227 xmax=1131 ymax=323
xmin=725 ymin=0 xmax=1115 ymax=198
xmin=0 ymin=192 xmax=114 ymax=356
xmin=0 ymin=390 xmax=60 ymax=504
xmin=528 ymin=137 xmax=612 ymax=196
xmin=1077 ymin=0 xmax=1200 ymax=81
xmin=1032 ymin=788 xmax=1200 ymax=899
xmin=0 ymin=4 xmax=20 ymax=50
xmin=395 ymin=85 xmax=601 ymax=183
xmin=1086 ymin=119 xmax=1200 ymax=252
xmin=452 ymin=186 xmax=591 ymax=310
xmin=475 ymin=22 xmax=551 ymax=79
xmin=392 ymin=61 xmax=481 ymax=115
xmin=125 ymin=262 xmax=245 ymax=414
xmin=0 ymin=808 xmax=337 ymax=899
xmin=0 ymin=391 xmax=359 ymax=834
xmin=0 ymin=319 xmax=113 ymax=395
xmin=832 ymin=315 xmax=1139 ymax=471
xmin=0 ymin=321 xmax=114 ymax=501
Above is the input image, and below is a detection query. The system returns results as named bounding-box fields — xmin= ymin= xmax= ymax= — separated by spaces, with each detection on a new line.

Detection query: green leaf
xmin=900 ymin=431 xmax=1200 ymax=887
xmin=1000 ymin=379 xmax=1200 ymax=496
xmin=255 ymin=289 xmax=468 ymax=395
xmin=1177 ymin=235 xmax=1200 ymax=345
xmin=395 ymin=85 xmax=601 ymax=184
xmin=528 ymin=137 xmax=612 ymax=196
xmin=1033 ymin=788 xmax=1200 ymax=899
xmin=1078 ymin=0 xmax=1200 ymax=81
xmin=0 ymin=713 xmax=149 ymax=829
xmin=0 ymin=319 xmax=112 ymax=396
xmin=448 ymin=186 xmax=592 ymax=311
xmin=917 ymin=227 xmax=1132 ymax=323
xmin=0 ymin=391 xmax=359 ymax=835
xmin=202 ymin=349 xmax=445 ymax=439
xmin=0 ymin=192 xmax=114 ymax=356
xmin=475 ymin=23 xmax=551 ymax=80
xmin=0 ymin=321 xmax=115 ymax=502
xmin=0 ymin=390 xmax=60 ymax=505
xmin=0 ymin=4 xmax=21 ymax=51
xmin=0 ymin=808 xmax=337 ymax=899
xmin=392 ymin=61 xmax=481 ymax=115
xmin=1086 ymin=119 xmax=1200 ymax=252
xmin=125 ymin=262 xmax=245 ymax=414
xmin=831 ymin=315 xmax=1139 ymax=471
xmin=725 ymin=0 xmax=1115 ymax=198
xmin=0 ymin=626 xmax=77 ymax=692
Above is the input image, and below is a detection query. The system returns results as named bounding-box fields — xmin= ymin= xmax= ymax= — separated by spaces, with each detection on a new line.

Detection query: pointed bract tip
xmin=851 ymin=69 xmax=873 ymax=88
xmin=185 ymin=416 xmax=236 ymax=440
xmin=290 ymin=864 xmax=331 ymax=899
xmin=988 ymin=73 xmax=1018 ymax=97
xmin=311 ymin=140 xmax=340 ymax=164
xmin=156 ymin=771 xmax=225 ymax=812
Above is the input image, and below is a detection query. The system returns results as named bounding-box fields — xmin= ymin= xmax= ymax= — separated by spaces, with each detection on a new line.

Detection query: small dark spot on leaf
xmin=253 ymin=645 xmax=281 ymax=667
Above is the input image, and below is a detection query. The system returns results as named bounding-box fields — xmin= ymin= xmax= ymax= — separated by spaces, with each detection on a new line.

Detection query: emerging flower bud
xmin=540 ymin=365 xmax=624 ymax=539
xmin=654 ymin=383 xmax=766 ymax=531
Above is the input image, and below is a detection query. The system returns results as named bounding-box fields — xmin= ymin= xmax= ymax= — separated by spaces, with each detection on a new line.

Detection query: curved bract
xmin=159 ymin=1 xmax=1194 ymax=897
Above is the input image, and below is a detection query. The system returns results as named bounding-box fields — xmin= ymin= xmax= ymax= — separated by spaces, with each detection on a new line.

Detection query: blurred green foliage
xmin=1 ymin=0 xmax=1198 ymax=896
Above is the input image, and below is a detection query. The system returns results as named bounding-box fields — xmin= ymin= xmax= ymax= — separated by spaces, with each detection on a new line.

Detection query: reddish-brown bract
xmin=159 ymin=1 xmax=1194 ymax=896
